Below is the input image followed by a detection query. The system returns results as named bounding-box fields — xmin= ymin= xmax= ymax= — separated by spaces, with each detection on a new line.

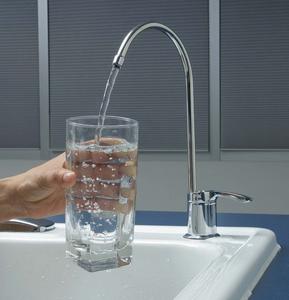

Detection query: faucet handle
xmin=184 ymin=190 xmax=252 ymax=239
xmin=197 ymin=190 xmax=252 ymax=204
xmin=0 ymin=218 xmax=55 ymax=232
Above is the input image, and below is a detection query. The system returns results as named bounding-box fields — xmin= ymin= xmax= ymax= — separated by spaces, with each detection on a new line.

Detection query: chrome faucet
xmin=0 ymin=218 xmax=55 ymax=232
xmin=113 ymin=22 xmax=252 ymax=239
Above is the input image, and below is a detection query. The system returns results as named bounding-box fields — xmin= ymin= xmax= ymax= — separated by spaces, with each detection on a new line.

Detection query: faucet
xmin=0 ymin=218 xmax=55 ymax=232
xmin=113 ymin=22 xmax=252 ymax=239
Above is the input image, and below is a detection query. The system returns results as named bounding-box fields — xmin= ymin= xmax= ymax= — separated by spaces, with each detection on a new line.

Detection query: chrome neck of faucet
xmin=112 ymin=22 xmax=196 ymax=194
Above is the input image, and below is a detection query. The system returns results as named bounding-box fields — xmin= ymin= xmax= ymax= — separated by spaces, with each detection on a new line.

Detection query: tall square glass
xmin=65 ymin=116 xmax=138 ymax=272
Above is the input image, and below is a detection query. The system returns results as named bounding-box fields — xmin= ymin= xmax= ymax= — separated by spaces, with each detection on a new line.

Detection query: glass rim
xmin=66 ymin=115 xmax=138 ymax=129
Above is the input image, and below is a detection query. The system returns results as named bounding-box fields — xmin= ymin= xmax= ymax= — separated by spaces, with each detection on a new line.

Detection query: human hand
xmin=1 ymin=153 xmax=76 ymax=221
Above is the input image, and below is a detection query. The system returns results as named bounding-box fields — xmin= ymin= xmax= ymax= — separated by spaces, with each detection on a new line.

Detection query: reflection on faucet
xmin=112 ymin=22 xmax=252 ymax=239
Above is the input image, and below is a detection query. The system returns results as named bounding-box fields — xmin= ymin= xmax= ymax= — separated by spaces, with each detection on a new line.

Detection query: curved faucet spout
xmin=112 ymin=22 xmax=251 ymax=239
xmin=112 ymin=22 xmax=197 ymax=194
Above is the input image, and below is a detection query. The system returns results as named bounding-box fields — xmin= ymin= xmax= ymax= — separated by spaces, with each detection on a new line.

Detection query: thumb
xmin=38 ymin=169 xmax=76 ymax=189
xmin=62 ymin=170 xmax=76 ymax=187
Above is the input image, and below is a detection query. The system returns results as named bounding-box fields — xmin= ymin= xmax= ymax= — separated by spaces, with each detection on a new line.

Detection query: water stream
xmin=96 ymin=66 xmax=120 ymax=141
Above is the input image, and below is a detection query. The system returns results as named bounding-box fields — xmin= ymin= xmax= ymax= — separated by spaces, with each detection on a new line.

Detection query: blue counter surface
xmin=51 ymin=212 xmax=289 ymax=299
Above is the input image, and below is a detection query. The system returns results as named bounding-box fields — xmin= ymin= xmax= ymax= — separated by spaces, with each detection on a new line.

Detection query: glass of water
xmin=65 ymin=116 xmax=138 ymax=272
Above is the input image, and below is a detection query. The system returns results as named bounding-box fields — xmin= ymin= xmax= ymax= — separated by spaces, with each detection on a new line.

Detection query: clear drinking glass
xmin=65 ymin=116 xmax=138 ymax=272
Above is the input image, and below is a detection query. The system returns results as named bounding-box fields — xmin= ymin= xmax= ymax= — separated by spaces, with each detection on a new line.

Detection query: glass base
xmin=66 ymin=243 xmax=132 ymax=272
xmin=77 ymin=255 xmax=131 ymax=272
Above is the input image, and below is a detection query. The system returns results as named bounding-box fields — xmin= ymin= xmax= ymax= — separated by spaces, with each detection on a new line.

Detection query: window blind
xmin=48 ymin=0 xmax=209 ymax=151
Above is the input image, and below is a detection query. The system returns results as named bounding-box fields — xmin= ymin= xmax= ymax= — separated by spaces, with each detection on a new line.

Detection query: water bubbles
xmin=119 ymin=196 xmax=128 ymax=204
xmin=81 ymin=162 xmax=89 ymax=168
xmin=121 ymin=175 xmax=133 ymax=188
xmin=81 ymin=177 xmax=95 ymax=185
xmin=93 ymin=201 xmax=99 ymax=208
xmin=105 ymin=218 xmax=112 ymax=226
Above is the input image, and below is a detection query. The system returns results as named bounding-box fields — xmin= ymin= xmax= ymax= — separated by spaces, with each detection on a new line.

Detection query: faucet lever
xmin=0 ymin=218 xmax=55 ymax=232
xmin=197 ymin=190 xmax=252 ymax=204
xmin=184 ymin=190 xmax=252 ymax=240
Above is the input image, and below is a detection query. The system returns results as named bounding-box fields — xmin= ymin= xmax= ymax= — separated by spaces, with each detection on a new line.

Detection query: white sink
xmin=0 ymin=224 xmax=279 ymax=300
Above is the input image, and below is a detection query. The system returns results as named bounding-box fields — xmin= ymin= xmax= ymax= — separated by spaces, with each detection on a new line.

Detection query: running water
xmin=96 ymin=66 xmax=120 ymax=140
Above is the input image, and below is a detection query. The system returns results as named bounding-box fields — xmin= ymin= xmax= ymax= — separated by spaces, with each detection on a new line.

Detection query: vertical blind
xmin=0 ymin=0 xmax=39 ymax=148
xmin=221 ymin=0 xmax=289 ymax=149
xmin=48 ymin=0 xmax=209 ymax=151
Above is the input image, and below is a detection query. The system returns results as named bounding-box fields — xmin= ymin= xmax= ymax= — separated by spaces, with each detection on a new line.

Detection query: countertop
xmin=51 ymin=212 xmax=289 ymax=300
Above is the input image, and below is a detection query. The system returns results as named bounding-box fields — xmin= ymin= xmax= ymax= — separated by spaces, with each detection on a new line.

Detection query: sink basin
xmin=0 ymin=224 xmax=279 ymax=300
